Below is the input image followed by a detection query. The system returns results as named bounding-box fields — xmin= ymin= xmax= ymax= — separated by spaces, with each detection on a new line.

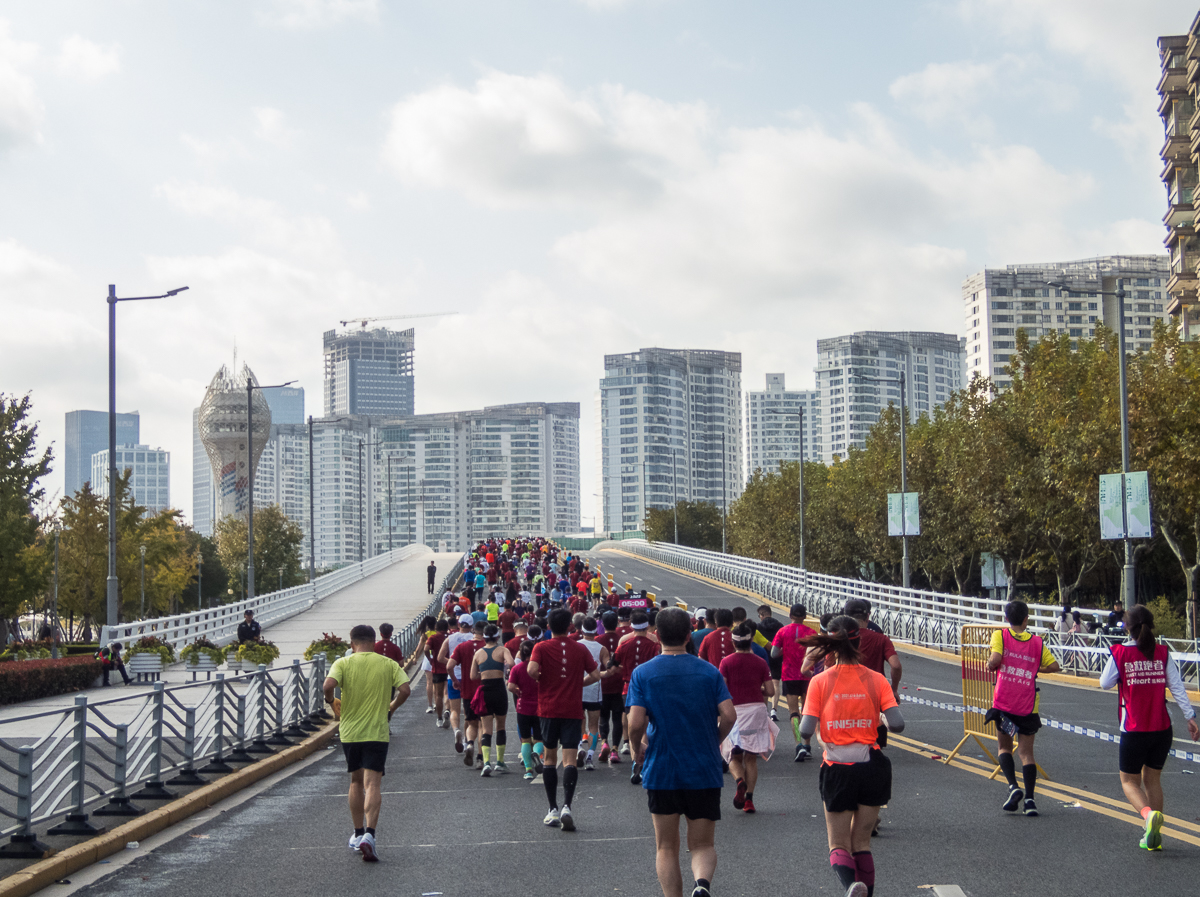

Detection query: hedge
xmin=0 ymin=656 xmax=104 ymax=706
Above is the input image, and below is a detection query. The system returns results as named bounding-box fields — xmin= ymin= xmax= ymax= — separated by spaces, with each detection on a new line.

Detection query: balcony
xmin=1160 ymin=68 xmax=1188 ymax=96
xmin=1165 ymin=131 xmax=1192 ymax=164
xmin=1166 ymin=269 xmax=1199 ymax=303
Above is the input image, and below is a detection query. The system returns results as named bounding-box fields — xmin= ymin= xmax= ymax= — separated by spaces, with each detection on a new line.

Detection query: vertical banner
xmin=1099 ymin=471 xmax=1152 ymax=539
xmin=980 ymin=552 xmax=1007 ymax=589
xmin=887 ymin=492 xmax=920 ymax=536
xmin=1124 ymin=471 xmax=1152 ymax=538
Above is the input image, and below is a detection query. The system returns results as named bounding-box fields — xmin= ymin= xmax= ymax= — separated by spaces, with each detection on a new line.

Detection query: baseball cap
xmin=457 ymin=614 xmax=473 ymax=626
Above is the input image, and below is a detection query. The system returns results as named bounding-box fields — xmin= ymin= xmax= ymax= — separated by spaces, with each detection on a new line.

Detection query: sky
xmin=0 ymin=0 xmax=1194 ymax=528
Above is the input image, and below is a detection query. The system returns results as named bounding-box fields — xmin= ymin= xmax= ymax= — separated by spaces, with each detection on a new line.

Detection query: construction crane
xmin=339 ymin=312 xmax=458 ymax=330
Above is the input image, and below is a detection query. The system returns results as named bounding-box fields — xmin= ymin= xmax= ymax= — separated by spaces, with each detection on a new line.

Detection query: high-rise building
xmin=261 ymin=386 xmax=305 ymax=425
xmin=91 ymin=445 xmax=171 ymax=513
xmin=599 ymin=348 xmax=742 ymax=534
xmin=323 ymin=327 xmax=415 ymax=417
xmin=197 ymin=364 xmax=272 ymax=522
xmin=64 ymin=410 xmax=139 ymax=499
xmin=963 ymin=256 xmax=1171 ymax=390
xmin=745 ymin=374 xmax=820 ymax=479
xmin=192 ymin=407 xmax=215 ymax=536
xmin=815 ymin=332 xmax=966 ymax=464
xmin=1158 ymin=22 xmax=1200 ymax=339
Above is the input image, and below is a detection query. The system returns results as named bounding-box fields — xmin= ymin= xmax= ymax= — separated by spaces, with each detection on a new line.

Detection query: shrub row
xmin=0 ymin=656 xmax=103 ymax=706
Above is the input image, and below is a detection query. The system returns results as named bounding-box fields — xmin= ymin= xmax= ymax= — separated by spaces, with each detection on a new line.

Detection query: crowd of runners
xmin=326 ymin=535 xmax=1199 ymax=897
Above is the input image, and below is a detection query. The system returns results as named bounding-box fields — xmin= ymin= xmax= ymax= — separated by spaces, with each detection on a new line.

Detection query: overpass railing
xmin=617 ymin=540 xmax=1200 ymax=687
xmin=99 ymin=544 xmax=430 ymax=655
xmin=0 ymin=655 xmax=330 ymax=857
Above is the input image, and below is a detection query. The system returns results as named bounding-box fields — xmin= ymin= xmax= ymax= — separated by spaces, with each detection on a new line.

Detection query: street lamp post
xmin=139 ymin=544 xmax=146 ymax=618
xmin=51 ymin=523 xmax=60 ymax=658
xmin=197 ymin=552 xmax=203 ymax=610
xmin=852 ymin=370 xmax=909 ymax=588
xmin=1046 ymin=277 xmax=1136 ymax=607
xmin=106 ymin=283 xmax=188 ymax=628
xmin=247 ymin=378 xmax=297 ymax=600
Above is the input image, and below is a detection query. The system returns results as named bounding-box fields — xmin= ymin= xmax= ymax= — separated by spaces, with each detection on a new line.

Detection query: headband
xmin=631 ymin=621 xmax=649 ymax=630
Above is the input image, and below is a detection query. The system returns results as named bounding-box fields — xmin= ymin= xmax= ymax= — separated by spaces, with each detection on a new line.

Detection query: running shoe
xmin=691 ymin=886 xmax=711 ymax=897
xmin=630 ymin=763 xmax=642 ymax=785
xmin=733 ymin=779 xmax=746 ymax=810
xmin=481 ymin=764 xmax=492 ymax=778
xmin=620 ymin=741 xmax=631 ymax=755
xmin=559 ymin=805 xmax=575 ymax=832
xmin=463 ymin=744 xmax=474 ymax=767
xmin=494 ymin=762 xmax=509 ymax=775
xmin=769 ymin=709 xmax=778 ymax=722
xmin=523 ymin=768 xmax=535 ymax=782
xmin=475 ymin=752 xmax=484 ymax=770
xmin=598 ymin=743 xmax=611 ymax=763
xmin=435 ymin=717 xmax=443 ymax=729
xmin=454 ymin=730 xmax=464 ymax=753
xmin=543 ymin=808 xmax=561 ymax=827
xmin=585 ymin=751 xmax=596 ymax=771
xmin=442 ymin=709 xmax=451 ymax=727
xmin=1001 ymin=786 xmax=1023 ymax=812
xmin=425 ymin=705 xmax=434 ymax=713
xmin=794 ymin=744 xmax=810 ymax=763
xmin=844 ymin=884 xmax=867 ymax=897
xmin=743 ymin=798 xmax=756 ymax=814
xmin=534 ymin=754 xmax=545 ymax=775
xmin=576 ymin=751 xmax=585 ymax=768
xmin=358 ymin=833 xmax=378 ymax=863
xmin=1022 ymin=798 xmax=1038 ymax=817
xmin=1142 ymin=810 xmax=1164 ymax=850
xmin=348 ymin=833 xmax=363 ymax=850
xmin=608 ymin=752 xmax=621 ymax=765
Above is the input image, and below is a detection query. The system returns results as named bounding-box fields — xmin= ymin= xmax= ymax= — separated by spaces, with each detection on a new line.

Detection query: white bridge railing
xmin=615 ymin=540 xmax=1200 ymax=687
xmin=100 ymin=544 xmax=429 ymax=654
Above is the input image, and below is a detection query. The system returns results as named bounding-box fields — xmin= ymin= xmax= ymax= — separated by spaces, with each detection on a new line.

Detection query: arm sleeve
xmin=1165 ymin=655 xmax=1196 ymax=720
xmin=1098 ymin=653 xmax=1119 ymax=690
xmin=799 ymin=715 xmax=818 ymax=739
xmin=882 ymin=706 xmax=905 ymax=733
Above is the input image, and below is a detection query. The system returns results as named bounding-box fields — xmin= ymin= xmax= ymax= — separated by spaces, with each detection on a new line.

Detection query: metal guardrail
xmin=0 ymin=655 xmax=330 ymax=857
xmin=616 ymin=540 xmax=1200 ymax=687
xmin=99 ymin=544 xmax=430 ymax=654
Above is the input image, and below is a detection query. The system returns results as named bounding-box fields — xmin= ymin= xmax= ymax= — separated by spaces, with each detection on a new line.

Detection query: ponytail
xmin=1126 ymin=604 xmax=1157 ymax=660
xmin=800 ymin=615 xmax=862 ymax=665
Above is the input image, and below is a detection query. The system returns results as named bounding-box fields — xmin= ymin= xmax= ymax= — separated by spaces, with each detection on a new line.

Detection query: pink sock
xmin=853 ymin=850 xmax=875 ymax=888
xmin=829 ymin=848 xmax=856 ymax=890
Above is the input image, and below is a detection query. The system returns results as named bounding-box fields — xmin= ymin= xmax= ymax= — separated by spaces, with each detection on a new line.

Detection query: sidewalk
xmin=0 ymin=549 xmax=459 ymax=725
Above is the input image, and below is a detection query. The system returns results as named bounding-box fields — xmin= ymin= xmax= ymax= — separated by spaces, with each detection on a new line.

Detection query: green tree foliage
xmin=644 ymin=500 xmax=724 ymax=552
xmin=214 ymin=505 xmax=305 ymax=598
xmin=0 ymin=394 xmax=53 ymax=640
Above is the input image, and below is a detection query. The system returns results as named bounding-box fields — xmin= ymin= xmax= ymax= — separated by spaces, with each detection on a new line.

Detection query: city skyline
xmin=2 ymin=3 xmax=1191 ymax=527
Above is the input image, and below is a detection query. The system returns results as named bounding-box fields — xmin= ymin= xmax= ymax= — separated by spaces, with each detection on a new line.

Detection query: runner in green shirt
xmin=323 ymin=624 xmax=411 ymax=863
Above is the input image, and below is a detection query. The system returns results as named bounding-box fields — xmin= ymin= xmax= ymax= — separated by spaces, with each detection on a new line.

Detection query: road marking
xmin=634 ymin=576 xmax=643 ymax=582
xmin=651 ymin=586 xmax=662 ymax=591
xmin=910 ymin=685 xmax=961 ymax=698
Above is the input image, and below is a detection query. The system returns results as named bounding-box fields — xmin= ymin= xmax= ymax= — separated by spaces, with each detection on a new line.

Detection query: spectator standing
xmin=427 ymin=561 xmax=437 ymax=594
xmin=237 ymin=610 xmax=262 ymax=643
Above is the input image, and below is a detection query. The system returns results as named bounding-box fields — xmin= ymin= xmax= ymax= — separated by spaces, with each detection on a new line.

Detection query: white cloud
xmin=156 ymin=182 xmax=343 ymax=263
xmin=382 ymin=71 xmax=710 ymax=208
xmin=889 ymin=59 xmax=1001 ymax=131
xmin=56 ymin=35 xmax=121 ymax=81
xmin=260 ymin=0 xmax=380 ymax=29
xmin=0 ymin=20 xmax=43 ymax=150
xmin=253 ymin=106 xmax=300 ymax=146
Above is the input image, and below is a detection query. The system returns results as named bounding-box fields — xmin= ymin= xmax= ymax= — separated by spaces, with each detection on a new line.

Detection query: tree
xmin=644 ymin=501 xmax=723 ymax=552
xmin=214 ymin=505 xmax=305 ymax=599
xmin=0 ymin=394 xmax=53 ymax=642
xmin=57 ymin=482 xmax=108 ymax=635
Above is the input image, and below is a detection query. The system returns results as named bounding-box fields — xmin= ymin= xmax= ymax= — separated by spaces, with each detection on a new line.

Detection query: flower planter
xmin=126 ymin=653 xmax=165 ymax=683
xmin=224 ymin=657 xmax=243 ymax=674
xmin=185 ymin=655 xmax=220 ymax=681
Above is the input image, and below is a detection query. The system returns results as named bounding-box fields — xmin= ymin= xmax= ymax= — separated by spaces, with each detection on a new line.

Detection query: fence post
xmin=47 ymin=697 xmax=104 ymax=836
xmin=132 ymin=683 xmax=177 ymax=800
xmin=267 ymin=671 xmax=292 ymax=745
xmin=228 ymin=692 xmax=255 ymax=763
xmin=313 ymin=653 xmax=331 ymax=720
xmin=168 ymin=707 xmax=206 ymax=785
xmin=248 ymin=664 xmax=274 ymax=754
xmin=285 ymin=659 xmax=308 ymax=736
xmin=0 ymin=748 xmax=53 ymax=857
xmin=201 ymin=674 xmax=234 ymax=774
xmin=299 ymin=661 xmax=320 ymax=732
xmin=94 ymin=725 xmax=143 ymax=817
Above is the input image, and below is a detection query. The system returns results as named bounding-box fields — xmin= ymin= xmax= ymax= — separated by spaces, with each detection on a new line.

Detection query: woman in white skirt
xmin=719 ymin=622 xmax=778 ymax=813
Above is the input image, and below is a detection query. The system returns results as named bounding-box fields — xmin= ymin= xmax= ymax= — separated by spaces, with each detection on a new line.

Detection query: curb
xmin=0 ymin=721 xmax=339 ymax=897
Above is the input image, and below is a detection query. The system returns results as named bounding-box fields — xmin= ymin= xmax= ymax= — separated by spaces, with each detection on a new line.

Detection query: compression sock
xmin=543 ymin=766 xmax=559 ymax=809
xmin=1022 ymin=764 xmax=1037 ymax=800
xmin=599 ymin=715 xmax=610 ymax=741
xmin=853 ymin=851 xmax=875 ymax=897
xmin=497 ymin=729 xmax=507 ymax=747
xmin=791 ymin=712 xmax=802 ymax=742
xmin=365 ymin=827 xmax=375 ymax=837
xmin=590 ymin=732 xmax=600 ymax=752
xmin=563 ymin=765 xmax=578 ymax=806
xmin=521 ymin=743 xmax=534 ymax=770
xmin=829 ymin=848 xmax=857 ymax=890
xmin=998 ymin=752 xmax=1018 ymax=790
xmin=535 ymin=741 xmax=545 ymax=759
xmin=497 ymin=744 xmax=506 ymax=763
xmin=481 ymin=733 xmax=492 ymax=764
xmin=354 ymin=828 xmax=364 ymax=837
xmin=1140 ymin=806 xmax=1153 ymax=820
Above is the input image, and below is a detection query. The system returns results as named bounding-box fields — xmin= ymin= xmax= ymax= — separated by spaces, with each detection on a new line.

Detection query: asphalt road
xmin=57 ymin=548 xmax=1200 ymax=897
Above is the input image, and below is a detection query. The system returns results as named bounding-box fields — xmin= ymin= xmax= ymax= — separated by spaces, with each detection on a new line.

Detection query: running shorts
xmin=463 ymin=694 xmax=481 ymax=722
xmin=481 ymin=679 xmax=508 ymax=717
xmin=984 ymin=708 xmax=1041 ymax=737
xmin=782 ymin=679 xmax=809 ymax=699
xmin=768 ymin=656 xmax=783 ymax=680
xmin=342 ymin=741 xmax=388 ymax=775
xmin=502 ymin=631 xmax=515 ymax=644
xmin=1119 ymin=727 xmax=1173 ymax=774
xmin=447 ymin=679 xmax=461 ymax=701
xmin=647 ymin=788 xmax=721 ymax=821
xmin=582 ymin=700 xmax=603 ymax=712
xmin=601 ymin=693 xmax=625 ymax=715
xmin=540 ymin=717 xmax=583 ymax=750
xmin=517 ymin=713 xmax=543 ymax=742
xmin=876 ymin=723 xmax=888 ymax=750
xmin=431 ymin=673 xmax=448 ymax=684
xmin=818 ymin=750 xmax=891 ymax=813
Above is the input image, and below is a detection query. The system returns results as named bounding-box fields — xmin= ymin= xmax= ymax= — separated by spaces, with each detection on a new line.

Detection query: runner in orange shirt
xmin=800 ymin=616 xmax=905 ymax=897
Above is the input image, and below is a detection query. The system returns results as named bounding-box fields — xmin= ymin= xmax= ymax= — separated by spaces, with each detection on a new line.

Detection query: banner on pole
xmin=887 ymin=492 xmax=920 ymax=536
xmin=1099 ymin=471 xmax=1152 ymax=540
xmin=980 ymin=552 xmax=1008 ymax=589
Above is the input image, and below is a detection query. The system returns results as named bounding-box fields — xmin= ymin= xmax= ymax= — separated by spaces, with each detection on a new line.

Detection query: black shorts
xmin=540 ymin=717 xmax=583 ymax=750
xmin=782 ymin=679 xmax=809 ymax=699
xmin=517 ymin=712 xmax=543 ymax=742
xmin=582 ymin=700 xmax=603 ymax=712
xmin=431 ymin=673 xmax=447 ymax=684
xmin=601 ymin=693 xmax=624 ymax=714
xmin=984 ymin=708 xmax=1042 ymax=737
xmin=768 ymin=657 xmax=783 ymax=680
xmin=647 ymin=788 xmax=722 ymax=821
xmin=1119 ymin=727 xmax=1173 ymax=774
xmin=481 ymin=679 xmax=508 ymax=716
xmin=876 ymin=724 xmax=888 ymax=750
xmin=819 ymin=750 xmax=891 ymax=813
xmin=464 ymin=693 xmax=481 ymax=722
xmin=342 ymin=741 xmax=389 ymax=774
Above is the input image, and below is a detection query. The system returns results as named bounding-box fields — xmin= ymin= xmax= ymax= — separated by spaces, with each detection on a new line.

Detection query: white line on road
xmin=634 ymin=576 xmax=643 ymax=581
xmin=910 ymin=685 xmax=961 ymax=698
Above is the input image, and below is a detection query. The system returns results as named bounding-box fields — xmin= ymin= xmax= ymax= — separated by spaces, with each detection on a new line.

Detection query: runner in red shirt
xmin=612 ymin=611 xmax=661 ymax=772
xmin=447 ymin=622 xmax=486 ymax=769
xmin=423 ymin=619 xmax=450 ymax=727
xmin=596 ymin=611 xmax=625 ymax=765
xmin=720 ymin=622 xmax=776 ymax=814
xmin=499 ymin=607 xmax=518 ymax=644
xmin=699 ymin=608 xmax=737 ymax=667
xmin=504 ymin=621 xmax=530 ymax=659
xmin=771 ymin=603 xmax=817 ymax=762
xmin=528 ymin=608 xmax=600 ymax=832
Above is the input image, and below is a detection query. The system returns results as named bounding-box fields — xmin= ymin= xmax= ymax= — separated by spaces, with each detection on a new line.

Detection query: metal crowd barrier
xmin=0 ymin=656 xmax=330 ymax=858
xmin=616 ymin=540 xmax=1200 ymax=687
xmin=100 ymin=544 xmax=430 ymax=655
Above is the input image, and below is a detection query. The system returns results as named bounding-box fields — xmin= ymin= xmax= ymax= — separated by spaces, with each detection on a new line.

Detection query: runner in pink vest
xmin=984 ymin=600 xmax=1059 ymax=817
xmin=1100 ymin=604 xmax=1199 ymax=852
